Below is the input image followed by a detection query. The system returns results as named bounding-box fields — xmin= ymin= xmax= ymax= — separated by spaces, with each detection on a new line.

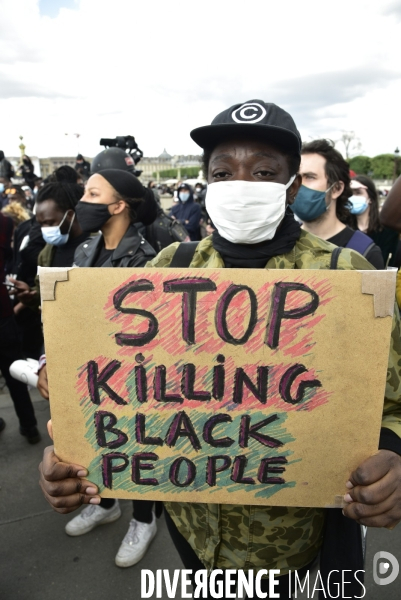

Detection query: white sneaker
xmin=65 ymin=501 xmax=121 ymax=536
xmin=115 ymin=514 xmax=157 ymax=567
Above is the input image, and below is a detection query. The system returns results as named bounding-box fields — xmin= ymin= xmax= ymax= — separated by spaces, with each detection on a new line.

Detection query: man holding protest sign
xmin=39 ymin=100 xmax=401 ymax=598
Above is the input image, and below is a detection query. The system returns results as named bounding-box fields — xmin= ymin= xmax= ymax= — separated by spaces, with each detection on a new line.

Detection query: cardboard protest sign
xmin=39 ymin=266 xmax=396 ymax=507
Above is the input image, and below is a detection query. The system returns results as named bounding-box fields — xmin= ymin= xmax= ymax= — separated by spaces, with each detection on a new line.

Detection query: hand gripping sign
xmin=39 ymin=267 xmax=396 ymax=507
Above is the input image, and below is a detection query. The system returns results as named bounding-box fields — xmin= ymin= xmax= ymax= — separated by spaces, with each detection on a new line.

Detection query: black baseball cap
xmin=190 ymin=99 xmax=301 ymax=155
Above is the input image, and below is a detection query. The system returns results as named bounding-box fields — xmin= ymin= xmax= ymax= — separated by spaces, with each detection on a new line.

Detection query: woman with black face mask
xmin=67 ymin=169 xmax=158 ymax=568
xmin=74 ymin=169 xmax=157 ymax=267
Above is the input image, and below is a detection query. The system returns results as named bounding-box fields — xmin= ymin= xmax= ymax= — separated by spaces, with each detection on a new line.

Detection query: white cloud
xmin=0 ymin=0 xmax=401 ymax=160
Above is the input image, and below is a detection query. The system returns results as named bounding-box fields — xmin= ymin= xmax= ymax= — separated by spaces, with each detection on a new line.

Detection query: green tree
xmin=153 ymin=168 xmax=177 ymax=178
xmin=370 ymin=154 xmax=401 ymax=179
xmin=348 ymin=155 xmax=371 ymax=175
xmin=153 ymin=166 xmax=201 ymax=179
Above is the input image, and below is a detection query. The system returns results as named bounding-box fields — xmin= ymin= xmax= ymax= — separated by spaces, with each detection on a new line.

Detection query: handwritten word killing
xmin=86 ymin=357 xmax=322 ymax=406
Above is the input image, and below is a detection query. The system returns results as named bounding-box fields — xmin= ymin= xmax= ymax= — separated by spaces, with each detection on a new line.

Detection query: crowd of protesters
xmin=2 ymin=99 xmax=401 ymax=598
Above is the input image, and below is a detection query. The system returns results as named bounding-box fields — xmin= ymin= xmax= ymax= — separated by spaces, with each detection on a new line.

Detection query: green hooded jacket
xmin=146 ymin=230 xmax=401 ymax=574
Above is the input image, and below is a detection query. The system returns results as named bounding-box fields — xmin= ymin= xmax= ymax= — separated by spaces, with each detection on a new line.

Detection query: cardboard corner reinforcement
xmin=38 ymin=266 xmax=73 ymax=301
xmin=325 ymin=495 xmax=346 ymax=509
xmin=361 ymin=269 xmax=397 ymax=317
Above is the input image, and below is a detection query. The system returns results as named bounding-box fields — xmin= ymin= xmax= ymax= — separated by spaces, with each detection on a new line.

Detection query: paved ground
xmin=0 ymin=385 xmax=182 ymax=600
xmin=1 ymin=383 xmax=400 ymax=599
xmin=160 ymin=194 xmax=175 ymax=213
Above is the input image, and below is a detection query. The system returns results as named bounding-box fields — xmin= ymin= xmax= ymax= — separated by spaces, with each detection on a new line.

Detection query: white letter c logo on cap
xmin=232 ymin=102 xmax=267 ymax=124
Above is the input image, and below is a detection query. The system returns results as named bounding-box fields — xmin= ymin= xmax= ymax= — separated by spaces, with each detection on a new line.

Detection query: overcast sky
xmin=1 ymin=0 xmax=401 ymax=160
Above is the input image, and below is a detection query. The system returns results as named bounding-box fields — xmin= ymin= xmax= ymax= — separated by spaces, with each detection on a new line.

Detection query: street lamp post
xmin=393 ymin=147 xmax=400 ymax=183
xmin=19 ymin=135 xmax=26 ymax=158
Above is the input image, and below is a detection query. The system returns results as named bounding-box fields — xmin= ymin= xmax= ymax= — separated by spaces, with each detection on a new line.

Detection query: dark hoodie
xmin=74 ymin=154 xmax=91 ymax=177
xmin=170 ymin=184 xmax=202 ymax=240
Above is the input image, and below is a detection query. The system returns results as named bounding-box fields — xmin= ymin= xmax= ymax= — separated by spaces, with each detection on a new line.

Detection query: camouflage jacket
xmin=147 ymin=230 xmax=401 ymax=574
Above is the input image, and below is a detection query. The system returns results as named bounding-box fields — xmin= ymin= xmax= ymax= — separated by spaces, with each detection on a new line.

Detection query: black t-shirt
xmin=328 ymin=226 xmax=384 ymax=269
xmin=93 ymin=240 xmax=114 ymax=267
xmin=370 ymin=227 xmax=399 ymax=267
xmin=52 ymin=233 xmax=90 ymax=268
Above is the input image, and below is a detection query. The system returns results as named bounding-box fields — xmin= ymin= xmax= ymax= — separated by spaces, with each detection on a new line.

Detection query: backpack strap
xmin=169 ymin=241 xmax=199 ymax=268
xmin=145 ymin=223 xmax=159 ymax=252
xmin=330 ymin=229 xmax=375 ymax=269
xmin=330 ymin=247 xmax=342 ymax=270
xmin=345 ymin=230 xmax=375 ymax=257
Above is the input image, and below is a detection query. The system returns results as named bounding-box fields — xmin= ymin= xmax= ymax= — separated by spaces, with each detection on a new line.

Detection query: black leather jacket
xmin=73 ymin=224 xmax=156 ymax=267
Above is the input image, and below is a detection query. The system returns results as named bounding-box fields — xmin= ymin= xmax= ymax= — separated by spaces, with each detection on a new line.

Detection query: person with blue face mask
xmin=292 ymin=139 xmax=384 ymax=269
xmin=170 ymin=182 xmax=202 ymax=240
xmin=348 ymin=175 xmax=399 ymax=267
xmin=348 ymin=180 xmax=370 ymax=217
xmin=9 ymin=182 xmax=89 ymax=307
xmin=33 ymin=182 xmax=88 ymax=265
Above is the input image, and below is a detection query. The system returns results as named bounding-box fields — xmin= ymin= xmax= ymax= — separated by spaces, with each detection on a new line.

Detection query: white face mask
xmin=205 ymin=176 xmax=296 ymax=244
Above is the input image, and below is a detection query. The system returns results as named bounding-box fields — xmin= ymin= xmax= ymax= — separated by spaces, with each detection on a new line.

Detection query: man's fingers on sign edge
xmin=40 ymin=486 xmax=99 ymax=514
xmin=345 ymin=470 xmax=399 ymax=505
xmin=40 ymin=445 xmax=90 ymax=481
xmin=39 ymin=475 xmax=99 ymax=498
xmin=343 ymin=489 xmax=399 ymax=521
xmin=348 ymin=450 xmax=396 ymax=487
xmin=343 ymin=503 xmax=401 ymax=528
